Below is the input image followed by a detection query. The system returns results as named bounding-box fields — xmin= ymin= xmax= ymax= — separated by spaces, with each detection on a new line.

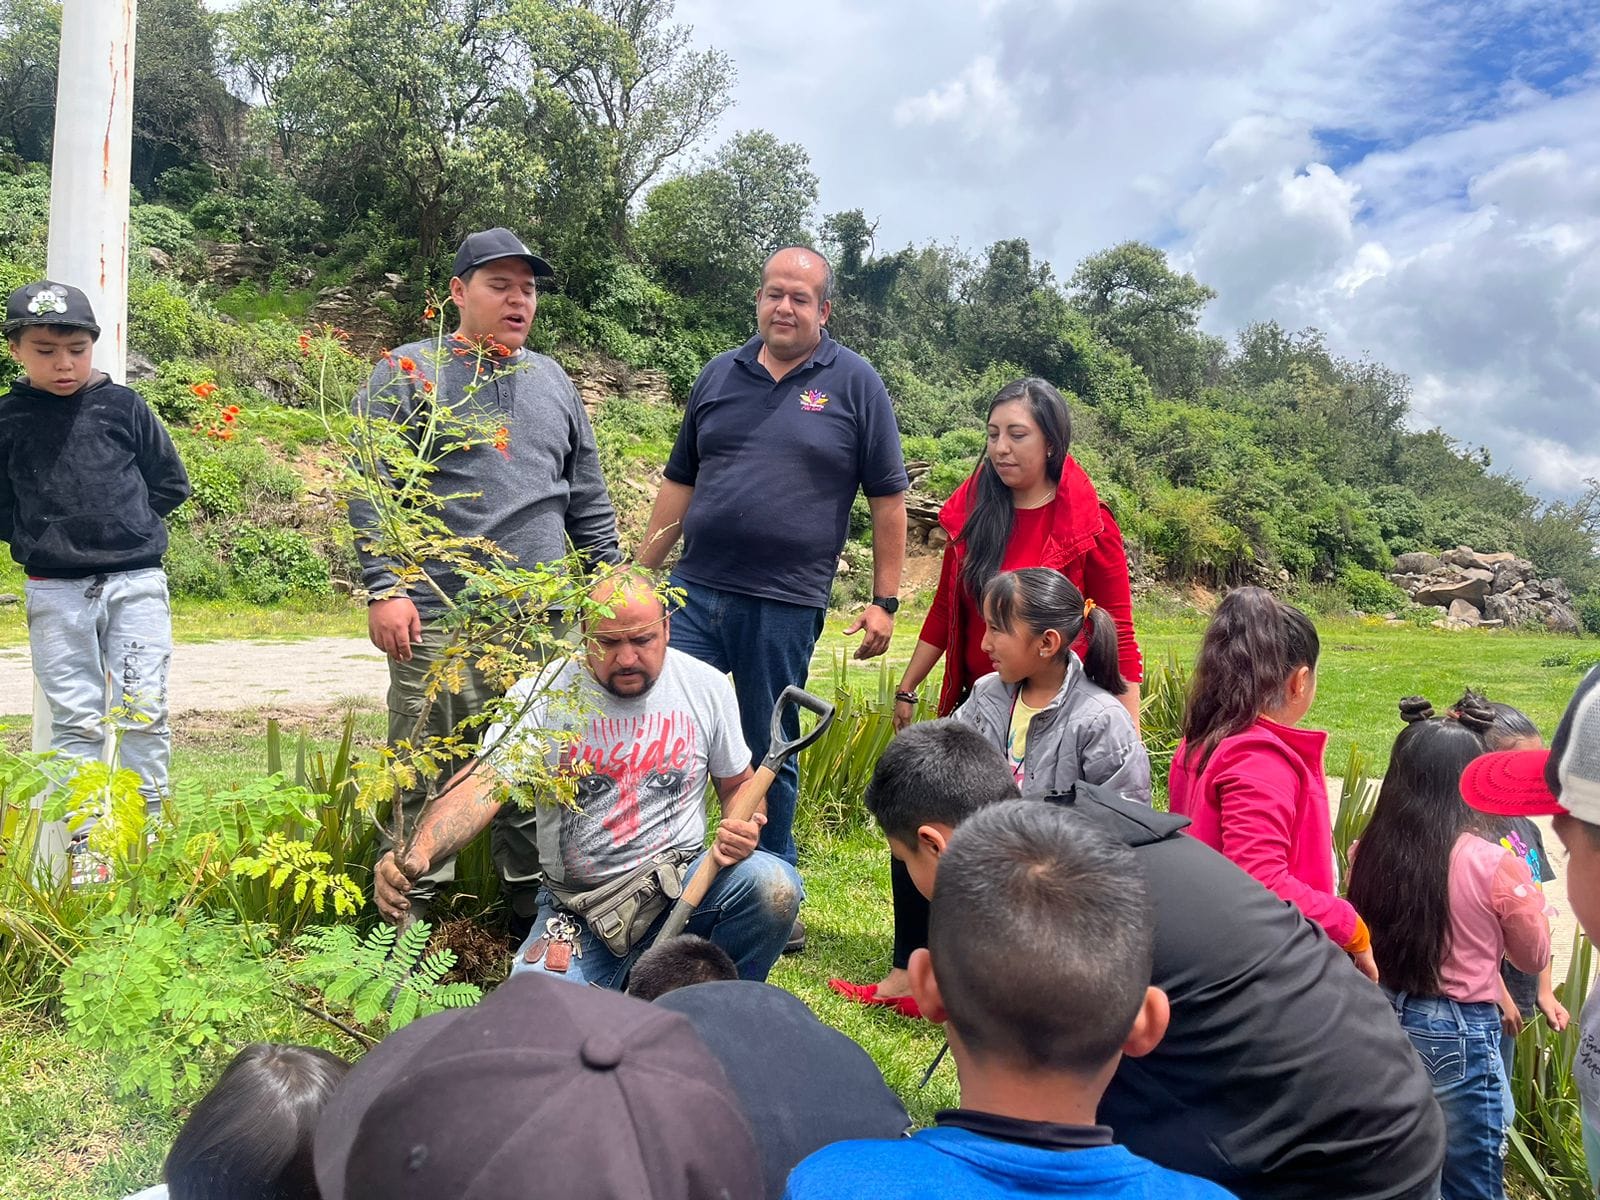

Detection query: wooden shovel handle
xmin=659 ymin=763 xmax=777 ymax=939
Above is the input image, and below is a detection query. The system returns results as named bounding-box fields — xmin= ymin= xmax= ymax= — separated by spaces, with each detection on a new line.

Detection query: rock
xmin=928 ymin=526 xmax=950 ymax=550
xmin=1478 ymin=619 xmax=1504 ymax=628
xmin=836 ymin=556 xmax=852 ymax=576
xmin=1476 ymin=551 xmax=1517 ymax=568
xmin=288 ymin=265 xmax=316 ymax=288
xmin=0 ymin=593 xmax=18 ymax=606
xmin=1545 ymin=603 xmax=1582 ymax=635
xmin=144 ymin=245 xmax=172 ymax=273
xmin=1441 ymin=546 xmax=1481 ymax=569
xmin=1447 ymin=599 xmax=1482 ymax=626
xmin=1394 ymin=551 xmax=1443 ymax=575
xmin=1492 ymin=561 xmax=1530 ymax=593
xmin=1388 ymin=573 xmax=1424 ymax=592
xmin=125 ymin=351 xmax=157 ymax=383
xmin=1483 ymin=593 xmax=1516 ymax=625
xmin=1542 ymin=578 xmax=1573 ymax=603
xmin=1413 ymin=571 xmax=1492 ymax=608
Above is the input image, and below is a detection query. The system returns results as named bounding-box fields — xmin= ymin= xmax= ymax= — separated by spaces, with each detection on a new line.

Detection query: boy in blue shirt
xmin=785 ymin=799 xmax=1233 ymax=1200
xmin=1 ymin=281 xmax=190 ymax=815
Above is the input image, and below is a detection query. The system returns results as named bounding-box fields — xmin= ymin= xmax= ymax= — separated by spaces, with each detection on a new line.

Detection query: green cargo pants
xmin=379 ymin=619 xmax=544 ymax=919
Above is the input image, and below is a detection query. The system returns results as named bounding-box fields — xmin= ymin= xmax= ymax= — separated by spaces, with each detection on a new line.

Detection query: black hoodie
xmin=0 ymin=375 xmax=190 ymax=577
xmin=1044 ymin=784 xmax=1446 ymax=1200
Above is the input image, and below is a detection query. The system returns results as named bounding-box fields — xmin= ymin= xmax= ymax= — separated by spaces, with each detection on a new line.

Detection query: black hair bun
xmin=1452 ymin=694 xmax=1496 ymax=736
xmin=1399 ymin=696 xmax=1435 ymax=724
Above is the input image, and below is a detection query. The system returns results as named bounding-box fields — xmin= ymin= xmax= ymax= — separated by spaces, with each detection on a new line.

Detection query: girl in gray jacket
xmin=952 ymin=567 xmax=1151 ymax=803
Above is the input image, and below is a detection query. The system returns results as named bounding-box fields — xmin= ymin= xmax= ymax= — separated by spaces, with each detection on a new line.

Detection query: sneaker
xmin=784 ymin=917 xmax=806 ymax=955
xmin=67 ymin=835 xmax=113 ymax=888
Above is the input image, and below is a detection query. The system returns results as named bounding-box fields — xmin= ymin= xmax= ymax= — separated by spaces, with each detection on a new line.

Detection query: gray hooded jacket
xmin=952 ymin=654 xmax=1151 ymax=803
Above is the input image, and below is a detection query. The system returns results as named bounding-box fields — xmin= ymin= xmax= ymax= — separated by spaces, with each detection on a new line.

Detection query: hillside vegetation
xmin=0 ymin=0 xmax=1596 ymax=626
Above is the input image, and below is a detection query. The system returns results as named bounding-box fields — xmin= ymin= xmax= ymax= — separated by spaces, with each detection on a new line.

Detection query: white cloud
xmin=675 ymin=0 xmax=1600 ymax=497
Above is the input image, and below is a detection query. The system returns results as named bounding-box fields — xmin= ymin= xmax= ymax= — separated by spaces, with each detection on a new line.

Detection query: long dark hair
xmin=958 ymin=378 xmax=1072 ymax=603
xmin=982 ymin=568 xmax=1126 ymax=695
xmin=1180 ymin=587 xmax=1319 ymax=770
xmin=165 ymin=1043 xmax=348 ymax=1200
xmin=1453 ymin=688 xmax=1540 ymax=751
xmin=1347 ymin=697 xmax=1497 ymax=995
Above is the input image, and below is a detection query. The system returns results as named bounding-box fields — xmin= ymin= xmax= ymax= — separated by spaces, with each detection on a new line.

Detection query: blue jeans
xmin=509 ymin=849 xmax=803 ymax=989
xmin=666 ymin=577 xmax=826 ymax=865
xmin=1389 ymin=992 xmax=1508 ymax=1200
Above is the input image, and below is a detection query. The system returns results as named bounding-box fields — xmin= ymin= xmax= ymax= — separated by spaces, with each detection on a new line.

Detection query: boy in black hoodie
xmin=1 ymin=281 xmax=190 ymax=815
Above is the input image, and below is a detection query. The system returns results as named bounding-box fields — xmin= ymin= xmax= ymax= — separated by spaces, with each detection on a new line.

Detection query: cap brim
xmin=458 ymin=253 xmax=554 ymax=279
xmin=1459 ymin=749 xmax=1563 ymax=817
xmin=2 ymin=315 xmax=100 ymax=338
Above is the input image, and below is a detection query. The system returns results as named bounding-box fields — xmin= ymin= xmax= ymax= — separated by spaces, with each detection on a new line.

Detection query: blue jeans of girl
xmin=1388 ymin=991 xmax=1508 ymax=1200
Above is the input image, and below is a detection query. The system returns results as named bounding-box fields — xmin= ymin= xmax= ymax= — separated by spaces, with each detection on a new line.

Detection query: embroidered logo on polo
xmin=26 ymin=286 xmax=68 ymax=316
xmin=798 ymin=389 xmax=829 ymax=412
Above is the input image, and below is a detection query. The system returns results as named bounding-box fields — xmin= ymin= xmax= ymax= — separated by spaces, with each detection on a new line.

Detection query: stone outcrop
xmin=1390 ymin=545 xmax=1578 ymax=632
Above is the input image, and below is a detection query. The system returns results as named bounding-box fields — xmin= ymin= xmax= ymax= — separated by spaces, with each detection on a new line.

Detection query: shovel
xmin=656 ymin=685 xmax=835 ymax=941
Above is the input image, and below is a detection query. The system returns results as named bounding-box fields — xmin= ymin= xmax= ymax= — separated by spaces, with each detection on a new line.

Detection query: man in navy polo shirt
xmin=638 ymin=247 xmax=908 ymax=948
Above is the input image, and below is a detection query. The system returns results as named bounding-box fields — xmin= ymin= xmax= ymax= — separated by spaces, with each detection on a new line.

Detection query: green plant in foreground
xmin=1507 ymin=930 xmax=1595 ymax=1199
xmin=289 ymin=920 xmax=482 ymax=1033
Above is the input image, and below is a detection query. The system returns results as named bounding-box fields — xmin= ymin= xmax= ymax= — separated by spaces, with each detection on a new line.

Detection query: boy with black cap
xmin=349 ymin=228 xmax=620 ymax=928
xmin=787 ymin=800 xmax=1231 ymax=1199
xmin=0 ymin=281 xmax=190 ymax=814
xmin=852 ymin=721 xmax=1445 ymax=1199
xmin=1460 ymin=666 xmax=1600 ymax=1189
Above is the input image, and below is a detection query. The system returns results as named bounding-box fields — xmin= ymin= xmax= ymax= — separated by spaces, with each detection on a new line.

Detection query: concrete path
xmin=0 ymin=636 xmax=390 ymax=715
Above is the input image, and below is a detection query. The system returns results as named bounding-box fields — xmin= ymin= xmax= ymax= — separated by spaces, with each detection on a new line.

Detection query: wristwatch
xmin=871 ymin=595 xmax=900 ymax=614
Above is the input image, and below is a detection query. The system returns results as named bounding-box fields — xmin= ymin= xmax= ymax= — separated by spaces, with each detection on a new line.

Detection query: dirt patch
xmin=178 ymin=702 xmax=382 ymax=749
xmin=432 ymin=917 xmax=512 ymax=990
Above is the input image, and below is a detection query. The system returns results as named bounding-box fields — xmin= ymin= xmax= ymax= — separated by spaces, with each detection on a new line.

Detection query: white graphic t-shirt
xmin=481 ymin=647 xmax=750 ymax=889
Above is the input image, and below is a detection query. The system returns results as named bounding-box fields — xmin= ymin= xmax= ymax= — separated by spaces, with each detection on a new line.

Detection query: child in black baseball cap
xmin=1460 ymin=667 xmax=1600 ymax=1191
xmin=2 ymin=279 xmax=190 ymax=826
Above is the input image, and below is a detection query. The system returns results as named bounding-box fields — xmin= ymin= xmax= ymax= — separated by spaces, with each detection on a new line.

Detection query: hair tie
xmin=1082 ymin=598 xmax=1096 ymax=619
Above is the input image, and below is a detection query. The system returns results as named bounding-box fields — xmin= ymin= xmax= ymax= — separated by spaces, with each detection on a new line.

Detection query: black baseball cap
xmin=3 ymin=281 xmax=100 ymax=339
xmin=451 ymin=228 xmax=554 ymax=280
xmin=313 ymin=972 xmax=762 ymax=1200
xmin=656 ymin=981 xmax=912 ymax=1199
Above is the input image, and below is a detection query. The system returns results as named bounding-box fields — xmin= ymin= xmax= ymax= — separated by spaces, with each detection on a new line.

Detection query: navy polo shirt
xmin=664 ymin=332 xmax=908 ymax=608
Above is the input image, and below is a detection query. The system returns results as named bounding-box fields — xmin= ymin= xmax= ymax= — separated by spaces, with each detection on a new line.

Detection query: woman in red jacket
xmin=829 ymin=376 xmax=1143 ymax=1015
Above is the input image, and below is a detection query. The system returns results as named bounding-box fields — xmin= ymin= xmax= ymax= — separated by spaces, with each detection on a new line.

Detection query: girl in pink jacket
xmin=1169 ymin=587 xmax=1377 ymax=979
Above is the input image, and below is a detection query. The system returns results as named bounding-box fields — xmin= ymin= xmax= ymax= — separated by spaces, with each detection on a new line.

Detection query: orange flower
xmin=493 ymin=426 xmax=510 ymax=458
xmin=422 ymin=379 xmax=435 ymax=394
xmin=190 ymin=381 xmax=218 ymax=399
xmin=424 ymin=305 xmax=437 ymax=319
xmin=398 ymin=356 xmax=417 ymax=373
xmin=297 ymin=332 xmax=311 ymax=356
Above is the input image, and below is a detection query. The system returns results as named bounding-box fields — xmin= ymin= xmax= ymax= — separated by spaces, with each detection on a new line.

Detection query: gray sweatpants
xmin=25 ymin=568 xmax=173 ymax=812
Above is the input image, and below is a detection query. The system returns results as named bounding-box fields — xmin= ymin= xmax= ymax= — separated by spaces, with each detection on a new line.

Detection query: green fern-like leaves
xmin=232 ymin=832 xmax=364 ymax=917
xmin=289 ymin=920 xmax=482 ymax=1032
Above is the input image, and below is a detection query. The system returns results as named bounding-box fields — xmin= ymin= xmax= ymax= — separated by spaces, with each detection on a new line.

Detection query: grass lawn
xmin=3 ymin=599 xmax=1598 ymax=1196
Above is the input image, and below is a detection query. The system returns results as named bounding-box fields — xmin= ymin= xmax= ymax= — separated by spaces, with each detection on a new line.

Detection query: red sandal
xmin=827 ymin=978 xmax=923 ymax=1020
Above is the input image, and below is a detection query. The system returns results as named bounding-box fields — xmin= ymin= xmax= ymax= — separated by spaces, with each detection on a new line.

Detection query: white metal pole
xmin=32 ymin=0 xmax=137 ymax=857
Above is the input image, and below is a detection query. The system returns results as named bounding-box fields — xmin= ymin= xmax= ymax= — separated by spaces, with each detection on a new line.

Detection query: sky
xmin=674 ymin=0 xmax=1600 ymax=501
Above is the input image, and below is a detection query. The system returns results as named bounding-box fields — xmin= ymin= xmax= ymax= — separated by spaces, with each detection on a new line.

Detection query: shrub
xmin=937 ymin=427 xmax=986 ymax=462
xmin=128 ymin=270 xmax=231 ymax=362
xmin=130 ymin=203 xmax=196 ymax=258
xmin=1578 ymin=594 xmax=1600 ymax=637
xmin=184 ymin=449 xmax=246 ymax=519
xmin=135 ymin=359 xmax=215 ymax=425
xmin=164 ymin=526 xmax=230 ymax=599
xmin=226 ymin=525 xmax=330 ymax=603
xmin=1339 ymin=565 xmax=1408 ymax=614
xmin=155 ymin=163 xmax=216 ymax=208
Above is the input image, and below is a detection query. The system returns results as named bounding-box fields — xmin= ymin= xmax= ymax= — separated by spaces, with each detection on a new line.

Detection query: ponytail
xmin=1181 ymin=586 xmax=1320 ymax=771
xmin=981 ymin=568 xmax=1126 ymax=696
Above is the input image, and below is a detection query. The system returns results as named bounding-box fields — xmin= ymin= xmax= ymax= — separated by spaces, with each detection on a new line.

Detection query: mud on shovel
xmin=657 ymin=685 xmax=835 ymax=941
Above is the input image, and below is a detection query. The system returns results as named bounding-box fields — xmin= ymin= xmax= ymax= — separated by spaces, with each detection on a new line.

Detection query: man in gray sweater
xmin=349 ymin=228 xmax=620 ymax=932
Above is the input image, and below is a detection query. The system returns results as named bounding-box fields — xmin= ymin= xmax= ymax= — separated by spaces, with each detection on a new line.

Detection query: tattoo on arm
xmin=417 ymin=775 xmax=502 ymax=859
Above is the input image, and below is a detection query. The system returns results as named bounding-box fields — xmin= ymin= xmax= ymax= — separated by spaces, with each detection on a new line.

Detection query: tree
xmin=551 ymin=0 xmax=733 ymax=236
xmin=1068 ymin=241 xmax=1220 ymax=397
xmin=0 ymin=0 xmax=59 ymax=163
xmin=635 ymin=129 xmax=817 ymax=312
xmin=131 ymin=0 xmax=235 ymax=194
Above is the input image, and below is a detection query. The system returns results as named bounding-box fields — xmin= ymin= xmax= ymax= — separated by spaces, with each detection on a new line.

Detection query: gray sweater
xmin=952 ymin=655 xmax=1152 ymax=803
xmin=348 ymin=338 xmax=620 ymax=614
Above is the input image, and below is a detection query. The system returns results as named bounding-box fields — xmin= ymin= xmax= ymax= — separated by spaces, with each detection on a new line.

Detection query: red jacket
xmin=920 ymin=456 xmax=1143 ymax=715
xmin=1168 ymin=718 xmax=1360 ymax=947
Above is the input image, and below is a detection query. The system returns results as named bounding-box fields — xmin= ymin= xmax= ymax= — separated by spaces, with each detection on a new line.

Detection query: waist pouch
xmin=545 ymin=849 xmax=695 ymax=958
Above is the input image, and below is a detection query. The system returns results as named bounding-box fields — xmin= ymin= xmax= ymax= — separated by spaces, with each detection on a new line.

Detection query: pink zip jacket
xmin=1169 ymin=717 xmax=1359 ymax=947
